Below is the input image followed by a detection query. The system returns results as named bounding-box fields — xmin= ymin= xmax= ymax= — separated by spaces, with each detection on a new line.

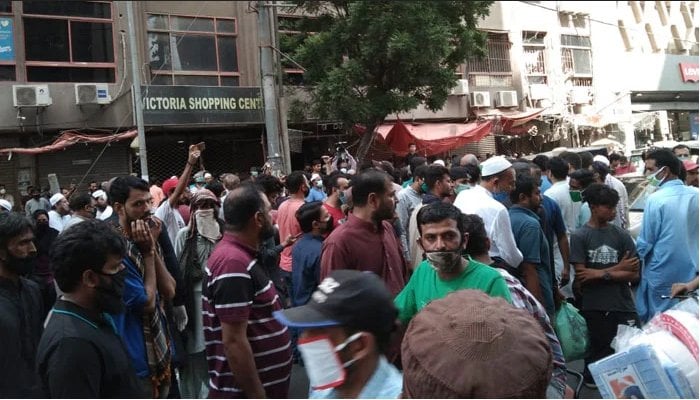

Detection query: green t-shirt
xmin=394 ymin=258 xmax=512 ymax=324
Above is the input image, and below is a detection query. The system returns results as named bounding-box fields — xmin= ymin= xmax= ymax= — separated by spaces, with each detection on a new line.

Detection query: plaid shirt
xmin=497 ymin=268 xmax=568 ymax=396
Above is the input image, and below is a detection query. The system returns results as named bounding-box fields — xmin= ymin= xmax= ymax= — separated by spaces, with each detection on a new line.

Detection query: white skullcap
xmin=592 ymin=155 xmax=610 ymax=167
xmin=433 ymin=159 xmax=446 ymax=167
xmin=0 ymin=199 xmax=11 ymax=211
xmin=49 ymin=193 xmax=65 ymax=207
xmin=92 ymin=189 xmax=107 ymax=200
xmin=480 ymin=156 xmax=512 ymax=177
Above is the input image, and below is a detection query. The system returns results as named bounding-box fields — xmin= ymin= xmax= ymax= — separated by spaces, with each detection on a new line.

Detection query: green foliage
xmin=288 ymin=0 xmax=493 ymax=128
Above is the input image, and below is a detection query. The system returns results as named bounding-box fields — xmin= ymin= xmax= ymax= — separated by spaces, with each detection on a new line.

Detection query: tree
xmin=288 ymin=0 xmax=493 ymax=163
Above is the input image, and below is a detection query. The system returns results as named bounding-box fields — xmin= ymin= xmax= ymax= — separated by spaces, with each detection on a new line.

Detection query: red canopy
xmin=500 ymin=108 xmax=544 ymax=132
xmin=374 ymin=119 xmax=493 ymax=157
xmin=0 ymin=129 xmax=137 ymax=155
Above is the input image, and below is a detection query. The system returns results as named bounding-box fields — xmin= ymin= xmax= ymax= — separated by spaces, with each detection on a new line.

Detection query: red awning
xmin=0 ymin=129 xmax=138 ymax=155
xmin=472 ymin=108 xmax=545 ymax=135
xmin=374 ymin=119 xmax=493 ymax=157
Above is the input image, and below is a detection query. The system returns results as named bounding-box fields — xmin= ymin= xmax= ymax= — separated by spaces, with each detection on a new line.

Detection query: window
xmin=466 ymin=32 xmax=513 ymax=87
xmin=561 ymin=34 xmax=592 ymax=87
xmin=23 ymin=1 xmax=115 ymax=83
xmin=523 ymin=32 xmax=547 ymax=85
xmin=0 ymin=1 xmax=14 ymax=81
xmin=148 ymin=14 xmax=239 ymax=87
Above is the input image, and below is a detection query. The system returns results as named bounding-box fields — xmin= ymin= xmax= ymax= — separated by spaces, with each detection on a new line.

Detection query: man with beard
xmin=173 ymin=189 xmax=222 ymax=399
xmin=320 ymin=170 xmax=406 ymax=296
xmin=109 ymin=176 xmax=177 ymax=398
xmin=48 ymin=193 xmax=71 ymax=233
xmin=92 ymin=189 xmax=114 ymax=221
xmin=509 ymin=175 xmax=555 ymax=320
xmin=63 ymin=192 xmax=96 ymax=230
xmin=30 ymin=210 xmax=60 ymax=317
xmin=394 ymin=203 xmax=510 ymax=325
xmin=277 ymin=171 xmax=310 ymax=296
xmin=0 ymin=212 xmax=43 ymax=397
xmin=25 ymin=186 xmax=51 ymax=217
xmin=203 ymin=184 xmax=292 ymax=398
xmin=37 ymin=219 xmax=141 ymax=397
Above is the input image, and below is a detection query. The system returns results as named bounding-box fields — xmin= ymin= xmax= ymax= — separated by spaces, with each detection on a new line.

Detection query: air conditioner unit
xmin=495 ymin=90 xmax=518 ymax=108
xmin=75 ymin=83 xmax=111 ymax=105
xmin=449 ymin=79 xmax=469 ymax=96
xmin=529 ymin=84 xmax=551 ymax=100
xmin=570 ymin=87 xmax=591 ymax=104
xmin=13 ymin=85 xmax=52 ymax=107
xmin=470 ymin=91 xmax=490 ymax=107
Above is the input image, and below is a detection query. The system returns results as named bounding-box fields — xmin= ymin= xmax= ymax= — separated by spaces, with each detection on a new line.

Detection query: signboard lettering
xmin=679 ymin=63 xmax=699 ymax=82
xmin=0 ymin=17 xmax=14 ymax=62
xmin=141 ymin=86 xmax=264 ymax=126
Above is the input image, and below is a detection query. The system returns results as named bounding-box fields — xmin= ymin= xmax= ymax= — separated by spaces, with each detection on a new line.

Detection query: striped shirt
xmin=203 ymin=232 xmax=292 ymax=398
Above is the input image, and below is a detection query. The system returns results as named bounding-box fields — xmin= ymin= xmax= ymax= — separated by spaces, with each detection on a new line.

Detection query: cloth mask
xmin=195 ymin=209 xmax=221 ymax=242
xmin=315 ymin=180 xmax=324 ymax=188
xmin=425 ymin=250 xmax=463 ymax=273
xmin=569 ymin=190 xmax=583 ymax=202
xmin=454 ymin=183 xmax=471 ymax=195
xmin=647 ymin=167 xmax=667 ymax=187
xmin=420 ymin=183 xmax=429 ymax=194
xmin=298 ymin=332 xmax=363 ymax=390
xmin=96 ymin=268 xmax=127 ymax=314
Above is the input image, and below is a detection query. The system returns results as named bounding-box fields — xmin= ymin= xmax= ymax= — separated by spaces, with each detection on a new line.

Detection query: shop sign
xmin=141 ymin=86 xmax=264 ymax=126
xmin=0 ymin=17 xmax=14 ymax=61
xmin=679 ymin=63 xmax=699 ymax=82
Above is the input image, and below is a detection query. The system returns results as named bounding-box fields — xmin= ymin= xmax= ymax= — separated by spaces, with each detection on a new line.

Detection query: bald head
xmin=460 ymin=153 xmax=479 ymax=167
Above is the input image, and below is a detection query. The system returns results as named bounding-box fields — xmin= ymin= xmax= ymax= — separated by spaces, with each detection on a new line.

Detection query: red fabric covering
xmin=500 ymin=108 xmax=544 ymax=132
xmin=373 ymin=119 xmax=493 ymax=157
xmin=0 ymin=129 xmax=138 ymax=155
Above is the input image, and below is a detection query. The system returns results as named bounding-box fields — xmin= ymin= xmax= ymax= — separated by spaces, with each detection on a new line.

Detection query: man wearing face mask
xmin=454 ymin=156 xmax=523 ymax=271
xmin=25 ymin=186 xmax=51 ymax=217
xmin=274 ymin=270 xmax=403 ymax=399
xmin=306 ymin=173 xmax=328 ymax=203
xmin=203 ymin=184 xmax=292 ymax=398
xmin=291 ymin=201 xmax=333 ymax=307
xmin=0 ymin=212 xmax=43 ymax=397
xmin=173 ymin=189 xmax=222 ymax=399
xmin=36 ymin=219 xmax=142 ymax=397
xmin=30 ymin=210 xmax=60 ymax=317
xmin=320 ymin=170 xmax=406 ymax=296
xmin=323 ymin=173 xmax=350 ymax=230
xmin=394 ymin=202 xmax=511 ymax=325
xmin=636 ymin=149 xmax=699 ymax=323
xmin=109 ymin=176 xmax=177 ymax=398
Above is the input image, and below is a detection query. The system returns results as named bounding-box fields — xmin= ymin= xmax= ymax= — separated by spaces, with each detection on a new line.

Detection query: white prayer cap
xmin=49 ymin=193 xmax=65 ymax=207
xmin=480 ymin=156 xmax=512 ymax=177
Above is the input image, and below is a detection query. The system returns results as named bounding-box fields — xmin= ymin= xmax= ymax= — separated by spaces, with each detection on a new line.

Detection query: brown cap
xmin=401 ymin=290 xmax=552 ymax=398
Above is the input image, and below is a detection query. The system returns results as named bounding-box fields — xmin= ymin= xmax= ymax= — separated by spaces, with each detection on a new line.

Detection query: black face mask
xmin=95 ymin=269 xmax=127 ymax=314
xmin=4 ymin=253 xmax=36 ymax=276
xmin=36 ymin=222 xmax=49 ymax=233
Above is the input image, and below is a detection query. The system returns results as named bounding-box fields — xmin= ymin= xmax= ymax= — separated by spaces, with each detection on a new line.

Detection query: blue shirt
xmin=111 ymin=256 xmax=149 ymax=378
xmin=509 ymin=205 xmax=555 ymax=316
xmin=540 ymin=175 xmax=552 ymax=193
xmin=310 ymin=356 xmax=403 ymax=399
xmin=291 ymin=233 xmax=323 ymax=306
xmin=306 ymin=187 xmax=327 ymax=203
xmin=636 ymin=180 xmax=699 ymax=322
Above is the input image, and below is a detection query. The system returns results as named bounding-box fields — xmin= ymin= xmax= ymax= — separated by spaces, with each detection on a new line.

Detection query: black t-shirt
xmin=37 ymin=299 xmax=141 ymax=398
xmin=570 ymin=224 xmax=638 ymax=312
xmin=0 ymin=276 xmax=43 ymax=398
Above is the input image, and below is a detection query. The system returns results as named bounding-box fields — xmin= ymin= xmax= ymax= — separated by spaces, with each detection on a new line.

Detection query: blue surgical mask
xmin=420 ymin=183 xmax=429 ymax=194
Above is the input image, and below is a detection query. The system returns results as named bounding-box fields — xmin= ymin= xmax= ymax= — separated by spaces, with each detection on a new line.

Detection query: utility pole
xmin=126 ymin=1 xmax=149 ymax=182
xmin=258 ymin=1 xmax=284 ymax=176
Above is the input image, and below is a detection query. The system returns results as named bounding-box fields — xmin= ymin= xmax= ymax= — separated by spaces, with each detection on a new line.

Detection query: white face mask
xmin=297 ymin=332 xmax=362 ymax=390
xmin=195 ymin=209 xmax=221 ymax=242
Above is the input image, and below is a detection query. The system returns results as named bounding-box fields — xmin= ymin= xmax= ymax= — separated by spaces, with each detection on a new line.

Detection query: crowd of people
xmin=0 ymin=141 xmax=697 ymax=399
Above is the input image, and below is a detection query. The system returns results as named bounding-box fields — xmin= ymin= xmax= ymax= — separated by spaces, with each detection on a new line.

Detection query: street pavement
xmin=288 ymin=359 xmax=603 ymax=399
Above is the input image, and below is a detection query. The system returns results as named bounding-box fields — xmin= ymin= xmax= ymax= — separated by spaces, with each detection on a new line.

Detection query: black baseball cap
xmin=273 ymin=270 xmax=398 ymax=335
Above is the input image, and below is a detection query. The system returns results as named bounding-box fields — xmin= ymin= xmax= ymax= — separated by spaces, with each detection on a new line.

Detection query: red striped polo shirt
xmin=203 ymin=232 xmax=292 ymax=398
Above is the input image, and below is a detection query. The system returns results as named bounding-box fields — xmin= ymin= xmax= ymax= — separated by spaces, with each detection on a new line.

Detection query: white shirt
xmin=155 ymin=199 xmax=186 ymax=245
xmin=62 ymin=215 xmax=88 ymax=231
xmin=544 ymin=181 xmax=581 ymax=235
xmin=454 ymin=184 xmax=523 ymax=268
xmin=48 ymin=210 xmax=71 ymax=233
xmin=605 ymin=174 xmax=629 ymax=229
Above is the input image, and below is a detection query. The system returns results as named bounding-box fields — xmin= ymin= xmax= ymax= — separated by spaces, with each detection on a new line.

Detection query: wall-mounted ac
xmin=449 ymin=79 xmax=469 ymax=96
xmin=470 ymin=91 xmax=490 ymax=107
xmin=529 ymin=84 xmax=551 ymax=100
xmin=570 ymin=87 xmax=591 ymax=104
xmin=495 ymin=90 xmax=518 ymax=108
xmin=75 ymin=83 xmax=111 ymax=105
xmin=13 ymin=85 xmax=52 ymax=107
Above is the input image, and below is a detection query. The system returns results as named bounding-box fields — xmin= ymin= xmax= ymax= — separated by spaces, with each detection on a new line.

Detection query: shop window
xmin=523 ymin=31 xmax=547 ymax=85
xmin=148 ymin=13 xmax=239 ymax=87
xmin=466 ymin=32 xmax=513 ymax=87
xmin=561 ymin=34 xmax=592 ymax=87
xmin=23 ymin=1 xmax=115 ymax=83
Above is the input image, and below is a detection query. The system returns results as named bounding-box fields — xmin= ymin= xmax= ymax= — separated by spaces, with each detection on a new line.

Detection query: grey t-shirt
xmin=570 ymin=224 xmax=637 ymax=312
